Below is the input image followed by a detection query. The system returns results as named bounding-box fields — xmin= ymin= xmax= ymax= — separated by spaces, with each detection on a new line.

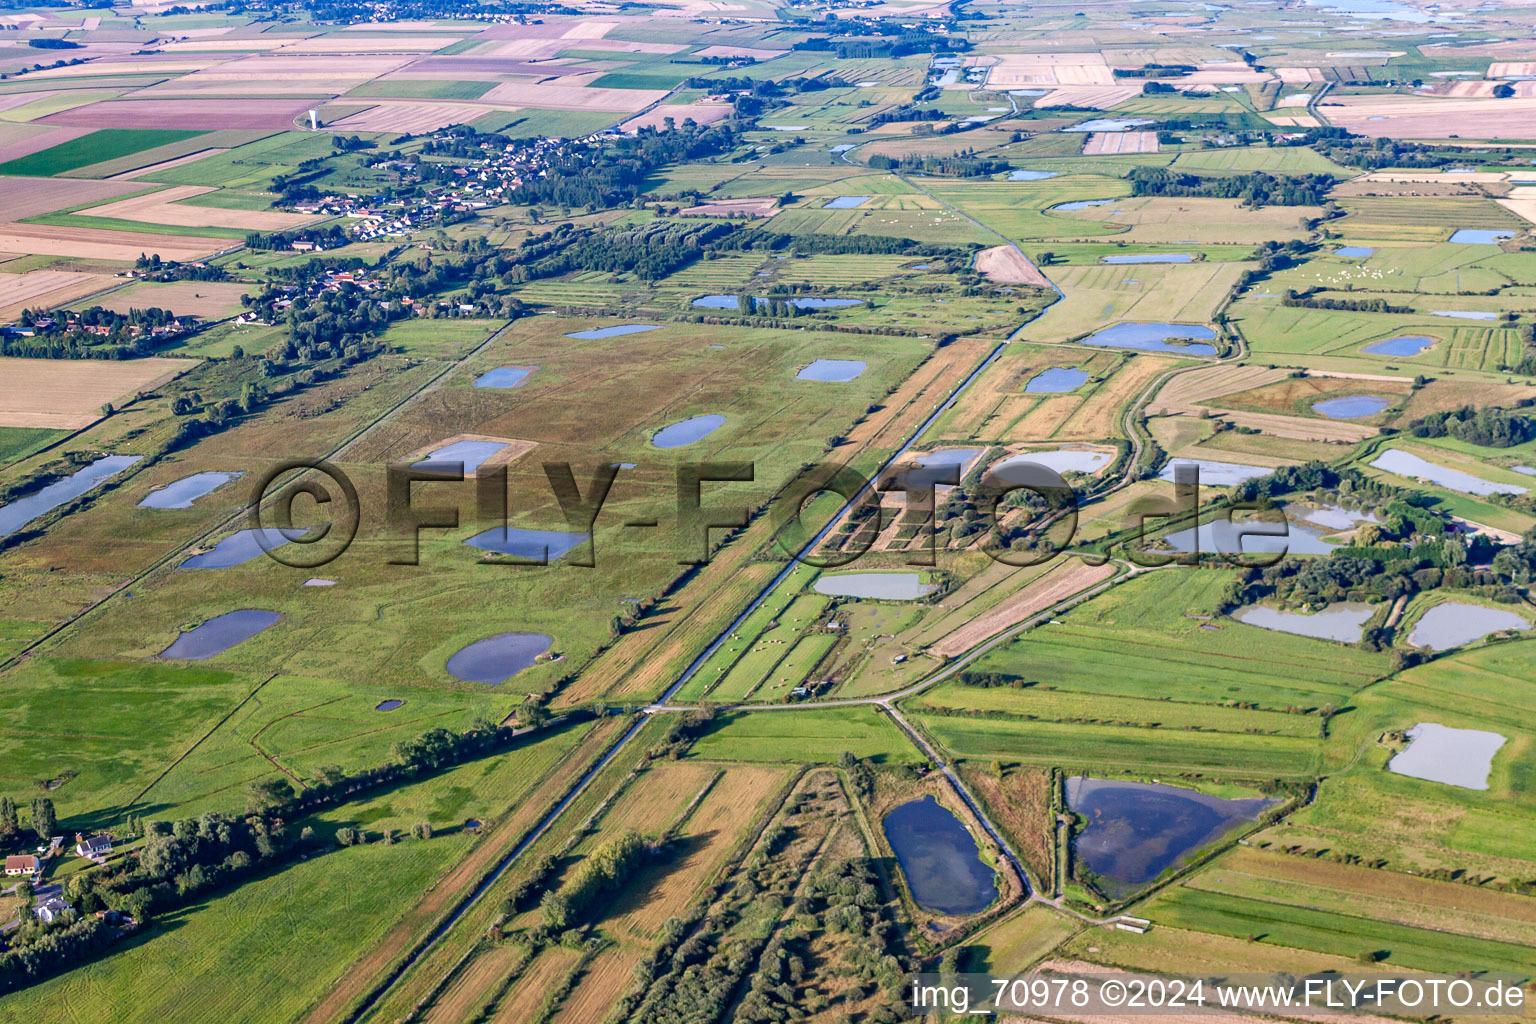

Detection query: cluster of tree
xmin=0 ymin=809 xmax=308 ymax=995
xmin=244 ymin=224 xmax=349 ymax=251
xmin=1114 ymin=63 xmax=1195 ymax=78
xmin=867 ymin=152 xmax=1010 ymax=177
xmin=539 ymin=830 xmax=649 ymax=930
xmin=508 ymin=122 xmax=738 ymax=210
xmin=0 ymin=796 xmax=54 ymax=844
xmin=792 ymin=31 xmax=970 ymax=58
xmin=723 ymin=229 xmax=973 ymax=261
xmin=134 ymin=254 xmax=228 ymax=282
xmin=27 ymin=38 xmax=80 ymax=48
xmin=330 ymin=134 xmax=373 ymax=152
xmin=1292 ymin=127 xmax=1508 ymax=171
xmin=866 ymin=103 xmax=947 ymax=125
xmin=509 ymin=220 xmax=736 ymax=283
xmin=1281 ymin=288 xmax=1413 ymax=314
xmin=1126 ymin=166 xmax=1335 ymax=207
xmin=955 ymin=671 xmax=1033 ymax=689
xmin=1406 ymin=405 xmax=1536 ymax=448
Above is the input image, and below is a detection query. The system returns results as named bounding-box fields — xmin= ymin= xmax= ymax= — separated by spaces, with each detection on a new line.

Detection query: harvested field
xmin=975 ymin=244 xmax=1052 ymax=287
xmin=481 ymin=81 xmax=667 ymax=112
xmin=547 ymin=947 xmax=640 ymax=1024
xmin=277 ymin=35 xmax=466 ymax=53
xmin=619 ymin=101 xmax=731 ymax=132
xmin=1265 ymin=114 xmax=1319 ymax=128
xmin=0 ymin=175 xmax=148 ymax=220
xmin=987 ymin=52 xmax=1113 ymax=88
xmin=74 ymin=184 xmax=319 ymax=231
xmin=678 ymin=196 xmax=778 ymax=217
xmin=1489 ymin=62 xmax=1536 ymax=77
xmin=1321 ymin=94 xmax=1536 ymax=139
xmin=421 ymin=944 xmax=527 ymax=1024
xmin=0 ymin=222 xmax=232 ymax=262
xmin=0 ymin=354 xmax=198 ymax=429
xmin=1149 ymin=363 xmax=1289 ymax=414
xmin=38 ymin=98 xmax=315 ymax=130
xmin=1446 ymin=80 xmax=1536 ymax=99
xmin=929 ymin=558 xmax=1117 ymax=658
xmin=88 ymin=280 xmax=251 ymax=319
xmin=0 ymin=125 xmax=92 ymax=167
xmin=328 ymin=101 xmax=497 ymax=133
xmin=1277 ymin=67 xmax=1327 ymax=85
xmin=489 ymin=948 xmax=582 ymax=1024
xmin=602 ymin=762 xmax=718 ymax=833
xmin=1035 ymin=85 xmax=1141 ymax=109
xmin=608 ymin=764 xmax=783 ymax=939
xmin=1083 ymin=130 xmax=1158 ymax=155
xmin=0 ymin=270 xmax=118 ymax=325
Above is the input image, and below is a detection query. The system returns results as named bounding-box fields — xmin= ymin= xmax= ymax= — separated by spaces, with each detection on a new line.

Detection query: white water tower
xmin=309 ymin=109 xmax=319 ymax=131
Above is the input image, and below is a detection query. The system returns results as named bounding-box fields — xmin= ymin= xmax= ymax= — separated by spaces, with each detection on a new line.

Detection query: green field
xmin=0 ymin=425 xmax=66 ymax=467
xmin=347 ymin=78 xmax=497 ymax=100
xmin=687 ymin=707 xmax=921 ymax=763
xmin=0 ymin=129 xmax=206 ymax=176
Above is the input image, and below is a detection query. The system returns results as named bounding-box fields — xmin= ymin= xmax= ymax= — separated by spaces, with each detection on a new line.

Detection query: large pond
xmin=1313 ymin=395 xmax=1390 ymax=419
xmin=1232 ymin=602 xmax=1376 ymax=642
xmin=564 ymin=324 xmax=661 ymax=340
xmin=1007 ymin=169 xmax=1057 ymax=181
xmin=653 ymin=413 xmax=727 ymax=448
xmin=693 ymin=294 xmax=861 ymax=310
xmin=0 ymin=454 xmax=142 ymax=538
xmin=1431 ymin=310 xmax=1497 ymax=321
xmin=1162 ymin=515 xmax=1337 ymax=557
xmin=1448 ymin=229 xmax=1515 ymax=245
xmin=993 ymin=447 xmax=1113 ymax=479
xmin=825 ymin=195 xmax=871 ymax=208
xmin=138 ymin=470 xmax=242 ymax=510
xmin=882 ymin=795 xmax=998 ymax=915
xmin=446 ymin=632 xmax=554 ymax=685
xmin=1336 ymin=245 xmax=1375 ymax=257
xmin=1369 ymin=448 xmax=1526 ymax=496
xmin=1297 ymin=503 xmax=1378 ymax=530
xmin=1063 ymin=118 xmax=1154 ymax=132
xmin=1066 ymin=777 xmax=1273 ymax=892
xmin=161 ymin=609 xmax=282 ymax=660
xmin=180 ymin=527 xmax=301 ymax=569
xmin=1157 ymin=458 xmax=1270 ymax=486
xmin=1080 ymin=322 xmax=1217 ymax=356
xmin=1053 ymin=199 xmax=1117 ymax=212
xmin=1025 ymin=367 xmax=1089 ymax=393
xmin=797 ymin=359 xmax=867 ymax=382
xmin=474 ymin=366 xmax=535 ymax=388
xmin=814 ymin=572 xmax=935 ymax=600
xmin=889 ymin=449 xmax=984 ymax=493
xmin=1389 ymin=722 xmax=1506 ymax=790
xmin=416 ymin=440 xmax=508 ymax=474
xmin=465 ymin=527 xmax=589 ymax=561
xmin=1363 ymin=334 xmax=1435 ymax=357
xmin=1408 ymin=602 xmax=1530 ymax=650
xmin=1101 ymin=253 xmax=1194 ymax=264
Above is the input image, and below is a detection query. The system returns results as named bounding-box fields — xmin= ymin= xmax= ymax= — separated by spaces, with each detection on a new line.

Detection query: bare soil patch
xmin=0 ymin=222 xmax=231 ymax=262
xmin=0 ymin=354 xmax=197 ymax=429
xmin=930 ymin=558 xmax=1116 ymax=658
xmin=975 ymin=244 xmax=1052 ymax=287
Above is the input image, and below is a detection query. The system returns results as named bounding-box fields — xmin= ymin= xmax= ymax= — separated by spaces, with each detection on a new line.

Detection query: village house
xmin=4 ymin=854 xmax=38 ymax=878
xmin=34 ymin=896 xmax=73 ymax=924
xmin=74 ymin=833 xmax=113 ymax=861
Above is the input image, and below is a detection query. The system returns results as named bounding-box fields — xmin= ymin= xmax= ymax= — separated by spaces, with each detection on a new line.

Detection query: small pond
xmin=1232 ymin=601 xmax=1376 ymax=641
xmin=652 ymin=413 xmax=727 ymax=448
xmin=473 ymin=366 xmax=534 ymax=388
xmin=693 ymin=294 xmax=861 ymax=310
xmin=1079 ymin=322 xmax=1217 ymax=356
xmin=1162 ymin=514 xmax=1337 ymax=557
xmin=138 ymin=470 xmax=242 ymax=510
xmin=180 ymin=527 xmax=302 ymax=569
xmin=161 ymin=609 xmax=281 ymax=660
xmin=814 ymin=572 xmax=935 ymax=600
xmin=797 ymin=359 xmax=867 ymax=382
xmin=824 ymin=196 xmax=871 ymax=209
xmin=1388 ymin=722 xmax=1506 ymax=790
xmin=1363 ymin=334 xmax=1435 ymax=357
xmin=1312 ymin=394 xmax=1390 ymax=418
xmin=1369 ymin=448 xmax=1526 ymax=496
xmin=1101 ymin=253 xmax=1194 ymax=264
xmin=1025 ymin=366 xmax=1089 ymax=393
xmin=1516 ymin=466 xmax=1536 ymax=476
xmin=1066 ymin=777 xmax=1273 ymax=893
xmin=446 ymin=632 xmax=554 ymax=685
xmin=1448 ymin=229 xmax=1515 ymax=244
xmin=564 ymin=324 xmax=662 ymax=340
xmin=888 ymin=448 xmax=984 ymax=493
xmin=416 ymin=440 xmax=507 ymax=474
xmin=993 ymin=448 xmax=1113 ymax=479
xmin=1336 ymin=245 xmax=1375 ymax=257
xmin=1157 ymin=458 xmax=1271 ymax=486
xmin=0 ymin=454 xmax=142 ymax=538
xmin=375 ymin=699 xmax=404 ymax=711
xmin=1063 ymin=118 xmax=1154 ymax=132
xmin=1053 ymin=199 xmax=1116 ymax=212
xmin=1408 ymin=601 xmax=1530 ymax=650
xmin=465 ymin=527 xmax=589 ymax=561
xmin=882 ymin=795 xmax=997 ymax=915
xmin=1298 ymin=503 xmax=1378 ymax=530
xmin=1007 ymin=169 xmax=1058 ymax=181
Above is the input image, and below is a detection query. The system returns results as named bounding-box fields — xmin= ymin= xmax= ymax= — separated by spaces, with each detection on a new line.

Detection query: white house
xmin=34 ymin=896 xmax=72 ymax=923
